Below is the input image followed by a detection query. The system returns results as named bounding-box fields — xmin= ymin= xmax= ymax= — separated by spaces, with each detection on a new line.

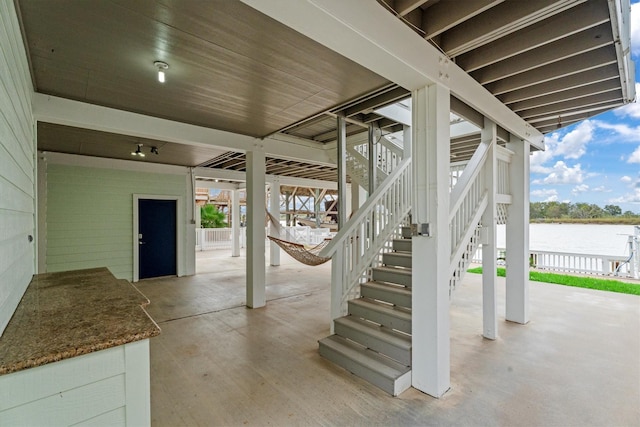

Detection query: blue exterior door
xmin=138 ymin=199 xmax=177 ymax=279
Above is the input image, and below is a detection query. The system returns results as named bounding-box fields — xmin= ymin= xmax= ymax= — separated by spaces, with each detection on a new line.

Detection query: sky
xmin=529 ymin=0 xmax=640 ymax=213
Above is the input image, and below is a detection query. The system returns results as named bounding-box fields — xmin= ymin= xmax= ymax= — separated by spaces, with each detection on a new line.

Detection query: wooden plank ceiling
xmin=17 ymin=0 xmax=633 ymax=176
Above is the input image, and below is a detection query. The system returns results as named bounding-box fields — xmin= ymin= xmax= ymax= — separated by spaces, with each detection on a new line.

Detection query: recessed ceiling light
xmin=154 ymin=61 xmax=169 ymax=83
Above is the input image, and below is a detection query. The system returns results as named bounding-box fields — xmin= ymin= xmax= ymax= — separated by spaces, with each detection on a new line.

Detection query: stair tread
xmin=362 ymin=281 xmax=411 ymax=295
xmin=319 ymin=335 xmax=411 ymax=378
xmin=335 ymin=316 xmax=411 ymax=349
xmin=349 ymin=298 xmax=411 ymax=319
xmin=373 ymin=265 xmax=412 ymax=275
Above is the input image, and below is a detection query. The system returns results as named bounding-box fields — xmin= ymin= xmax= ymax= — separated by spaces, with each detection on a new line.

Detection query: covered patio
xmin=136 ymin=250 xmax=640 ymax=426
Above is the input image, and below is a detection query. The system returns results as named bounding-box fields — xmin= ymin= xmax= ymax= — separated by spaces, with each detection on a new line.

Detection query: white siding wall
xmin=0 ymin=0 xmax=35 ymax=336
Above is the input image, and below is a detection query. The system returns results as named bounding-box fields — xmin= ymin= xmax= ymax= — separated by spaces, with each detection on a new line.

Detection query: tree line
xmin=530 ymin=202 xmax=639 ymax=220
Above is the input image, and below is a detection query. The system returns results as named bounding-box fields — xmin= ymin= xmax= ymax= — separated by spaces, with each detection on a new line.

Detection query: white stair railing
xmin=448 ymin=139 xmax=491 ymax=292
xmin=320 ymin=159 xmax=412 ymax=321
xmin=347 ymin=134 xmax=403 ymax=191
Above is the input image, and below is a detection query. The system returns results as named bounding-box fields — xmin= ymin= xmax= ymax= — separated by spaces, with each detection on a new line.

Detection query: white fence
xmin=196 ymin=228 xmax=245 ymax=251
xmin=196 ymin=226 xmax=332 ymax=251
xmin=472 ymin=246 xmax=636 ymax=278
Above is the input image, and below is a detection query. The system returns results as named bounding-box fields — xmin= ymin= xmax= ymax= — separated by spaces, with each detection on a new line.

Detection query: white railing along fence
xmin=196 ymin=227 xmax=245 ymax=250
xmin=471 ymin=247 xmax=635 ymax=278
xmin=320 ymin=159 xmax=412 ymax=320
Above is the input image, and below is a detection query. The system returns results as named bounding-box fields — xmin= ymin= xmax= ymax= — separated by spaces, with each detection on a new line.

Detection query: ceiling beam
xmin=439 ymin=0 xmax=584 ymax=57
xmin=33 ymin=94 xmax=334 ymax=166
xmin=471 ymin=23 xmax=614 ymax=85
xmin=486 ymin=46 xmax=617 ymax=95
xmin=421 ymin=0 xmax=503 ymax=39
xmin=498 ymin=63 xmax=620 ymax=104
xmin=510 ymin=78 xmax=621 ymax=112
xmin=241 ymin=0 xmax=542 ymax=148
xmin=520 ymin=92 xmax=622 ymax=121
xmin=455 ymin=0 xmax=610 ymax=72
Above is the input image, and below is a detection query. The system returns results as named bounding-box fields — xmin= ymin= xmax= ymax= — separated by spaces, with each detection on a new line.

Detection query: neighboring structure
xmin=0 ymin=0 xmax=634 ymax=410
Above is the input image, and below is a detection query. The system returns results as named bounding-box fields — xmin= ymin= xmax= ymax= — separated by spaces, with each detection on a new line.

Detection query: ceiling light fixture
xmin=154 ymin=61 xmax=169 ymax=83
xmin=150 ymin=146 xmax=159 ymax=155
xmin=131 ymin=143 xmax=146 ymax=157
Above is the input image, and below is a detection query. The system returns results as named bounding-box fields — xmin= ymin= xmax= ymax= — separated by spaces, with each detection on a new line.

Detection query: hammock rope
xmin=265 ymin=209 xmax=332 ymax=266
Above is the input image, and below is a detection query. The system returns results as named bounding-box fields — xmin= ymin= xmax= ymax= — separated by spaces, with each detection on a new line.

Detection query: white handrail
xmin=320 ymin=159 xmax=411 ymax=257
xmin=323 ymin=159 xmax=412 ymax=320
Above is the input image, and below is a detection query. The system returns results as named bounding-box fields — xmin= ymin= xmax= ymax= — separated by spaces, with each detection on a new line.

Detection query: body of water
xmin=496 ymin=224 xmax=638 ymax=257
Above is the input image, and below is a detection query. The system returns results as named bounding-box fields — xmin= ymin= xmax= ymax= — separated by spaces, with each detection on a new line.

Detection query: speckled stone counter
xmin=0 ymin=267 xmax=161 ymax=375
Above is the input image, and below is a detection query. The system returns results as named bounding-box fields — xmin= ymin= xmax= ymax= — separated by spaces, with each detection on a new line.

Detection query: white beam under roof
xmin=32 ymin=94 xmax=334 ymax=166
xmin=241 ymin=0 xmax=543 ymax=150
xmin=194 ymin=167 xmax=338 ymax=190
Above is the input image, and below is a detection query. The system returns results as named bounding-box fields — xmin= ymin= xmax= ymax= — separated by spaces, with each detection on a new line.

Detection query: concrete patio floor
xmin=135 ymin=249 xmax=640 ymax=426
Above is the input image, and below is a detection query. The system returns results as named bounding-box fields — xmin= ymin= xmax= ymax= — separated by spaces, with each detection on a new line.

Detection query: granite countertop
xmin=0 ymin=267 xmax=161 ymax=375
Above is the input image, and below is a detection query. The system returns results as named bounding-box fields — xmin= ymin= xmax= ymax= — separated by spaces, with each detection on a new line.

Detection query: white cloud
xmin=596 ymin=118 xmax=640 ymax=141
xmin=554 ymin=120 xmax=593 ymax=159
xmin=631 ymin=2 xmax=640 ymax=57
xmin=532 ymin=161 xmax=584 ymax=185
xmin=609 ymin=188 xmax=640 ymax=204
xmin=531 ymin=189 xmax=558 ymax=198
xmin=621 ymin=176 xmax=633 ymax=183
xmin=531 ymin=134 xmax=559 ymax=173
xmin=571 ymin=184 xmax=589 ymax=194
xmin=628 ymin=145 xmax=640 ymax=164
xmin=592 ymin=186 xmax=610 ymax=193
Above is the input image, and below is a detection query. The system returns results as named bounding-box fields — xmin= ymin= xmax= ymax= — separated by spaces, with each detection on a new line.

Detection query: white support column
xmin=505 ymin=136 xmax=530 ymax=324
xmin=403 ymin=124 xmax=411 ymax=160
xmin=411 ymin=84 xmax=451 ymax=398
xmin=337 ymin=115 xmax=347 ymax=229
xmin=231 ymin=188 xmax=240 ymax=257
xmin=270 ymin=179 xmax=281 ymax=266
xmin=246 ymin=150 xmax=266 ymax=308
xmin=481 ymin=118 xmax=498 ymax=340
xmin=185 ymin=171 xmax=196 ymax=276
xmin=368 ymin=124 xmax=377 ymax=193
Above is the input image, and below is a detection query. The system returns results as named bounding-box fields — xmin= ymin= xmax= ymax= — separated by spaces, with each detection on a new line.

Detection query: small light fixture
xmin=131 ymin=143 xmax=146 ymax=157
xmin=154 ymin=60 xmax=169 ymax=83
xmin=150 ymin=146 xmax=159 ymax=155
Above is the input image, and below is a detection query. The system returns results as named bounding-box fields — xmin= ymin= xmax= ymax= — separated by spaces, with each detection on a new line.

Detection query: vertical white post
xmin=337 ymin=115 xmax=347 ymax=229
xmin=231 ymin=188 xmax=240 ymax=257
xmin=329 ymin=251 xmax=344 ymax=334
xmin=411 ymin=84 xmax=450 ymax=398
xmin=185 ymin=172 xmax=196 ymax=276
xmin=270 ymin=179 xmax=281 ymax=266
xmin=481 ymin=118 xmax=497 ymax=340
xmin=403 ymin=124 xmax=411 ymax=160
xmin=246 ymin=150 xmax=266 ymax=308
xmin=505 ymin=136 xmax=530 ymax=324
xmin=368 ymin=124 xmax=377 ymax=193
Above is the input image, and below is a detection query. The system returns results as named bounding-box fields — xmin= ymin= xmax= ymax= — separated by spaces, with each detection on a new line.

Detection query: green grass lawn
xmin=467 ymin=267 xmax=640 ymax=296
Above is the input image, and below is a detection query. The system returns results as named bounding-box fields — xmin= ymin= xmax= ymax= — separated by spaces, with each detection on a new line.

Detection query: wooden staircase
xmin=319 ymin=231 xmax=413 ymax=396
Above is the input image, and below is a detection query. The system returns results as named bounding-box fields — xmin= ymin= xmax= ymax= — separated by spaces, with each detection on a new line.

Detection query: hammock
xmin=267 ymin=235 xmax=332 ymax=266
xmin=265 ymin=209 xmax=332 ymax=266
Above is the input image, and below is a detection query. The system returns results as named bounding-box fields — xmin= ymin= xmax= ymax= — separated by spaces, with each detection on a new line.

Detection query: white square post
xmin=481 ymin=118 xmax=498 ymax=340
xmin=269 ymin=178 xmax=281 ymax=266
xmin=231 ymin=188 xmax=241 ymax=257
xmin=505 ymin=136 xmax=530 ymax=324
xmin=246 ymin=149 xmax=266 ymax=308
xmin=411 ymin=84 xmax=451 ymax=398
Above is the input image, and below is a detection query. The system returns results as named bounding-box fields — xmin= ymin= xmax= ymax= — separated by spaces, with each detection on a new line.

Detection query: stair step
xmin=360 ymin=281 xmax=411 ymax=308
xmin=318 ymin=335 xmax=411 ymax=396
xmin=383 ymin=251 xmax=411 ymax=268
xmin=334 ymin=316 xmax=411 ymax=365
xmin=348 ymin=298 xmax=411 ymax=334
xmin=372 ymin=266 xmax=412 ymax=287
xmin=392 ymin=238 xmax=412 ymax=253
xmin=401 ymin=227 xmax=412 ymax=239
